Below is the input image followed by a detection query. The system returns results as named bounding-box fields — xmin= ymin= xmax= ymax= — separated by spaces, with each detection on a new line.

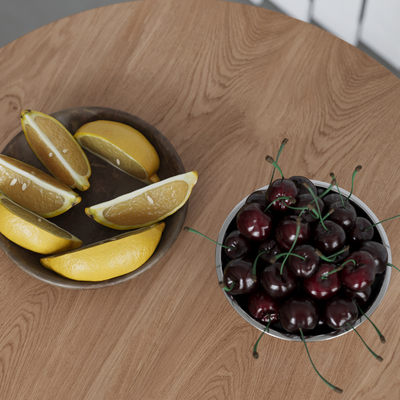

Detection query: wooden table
xmin=1 ymin=0 xmax=400 ymax=398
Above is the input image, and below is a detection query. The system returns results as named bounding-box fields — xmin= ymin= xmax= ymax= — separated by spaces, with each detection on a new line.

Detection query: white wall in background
xmin=312 ymin=0 xmax=364 ymax=45
xmin=360 ymin=0 xmax=400 ymax=70
xmin=269 ymin=0 xmax=311 ymax=22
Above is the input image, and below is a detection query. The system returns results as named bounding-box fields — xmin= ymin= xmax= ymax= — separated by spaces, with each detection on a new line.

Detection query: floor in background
xmin=0 ymin=0 xmax=399 ymax=78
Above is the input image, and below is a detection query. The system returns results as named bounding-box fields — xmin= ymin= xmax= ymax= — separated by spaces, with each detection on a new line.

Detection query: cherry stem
xmin=280 ymin=217 xmax=301 ymax=274
xmin=355 ymin=302 xmax=386 ymax=343
xmin=287 ymin=204 xmax=319 ymax=218
xmin=269 ymin=138 xmax=288 ymax=186
xmin=183 ymin=227 xmax=235 ymax=250
xmin=363 ymin=214 xmax=400 ymax=232
xmin=266 ymin=156 xmax=285 ymax=179
xmin=346 ymin=323 xmax=383 ymax=362
xmin=315 ymin=246 xmax=350 ymax=263
xmin=299 ymin=329 xmax=343 ymax=394
xmin=303 ymin=182 xmax=328 ymax=231
xmin=223 ymin=282 xmax=235 ymax=292
xmin=270 ymin=252 xmax=306 ymax=263
xmin=346 ymin=165 xmax=362 ymax=202
xmin=317 ymin=179 xmax=336 ymax=199
xmin=388 ymin=263 xmax=400 ymax=272
xmin=330 ymin=172 xmax=345 ymax=208
xmin=264 ymin=196 xmax=296 ymax=213
xmin=253 ymin=316 xmax=272 ymax=359
xmin=322 ymin=208 xmax=335 ymax=222
xmin=321 ymin=259 xmax=355 ymax=280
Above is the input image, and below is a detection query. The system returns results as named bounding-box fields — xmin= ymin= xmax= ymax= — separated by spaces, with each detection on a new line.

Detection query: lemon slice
xmin=0 ymin=155 xmax=81 ymax=218
xmin=85 ymin=171 xmax=198 ymax=230
xmin=74 ymin=120 xmax=160 ymax=184
xmin=40 ymin=222 xmax=165 ymax=281
xmin=21 ymin=110 xmax=91 ymax=191
xmin=0 ymin=193 xmax=82 ymax=254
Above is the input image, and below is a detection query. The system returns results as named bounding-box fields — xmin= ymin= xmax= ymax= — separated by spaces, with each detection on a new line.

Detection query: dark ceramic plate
xmin=0 ymin=107 xmax=186 ymax=289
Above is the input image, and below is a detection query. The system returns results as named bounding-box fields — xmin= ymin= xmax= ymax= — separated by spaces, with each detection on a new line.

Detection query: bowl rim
xmin=215 ymin=180 xmax=392 ymax=342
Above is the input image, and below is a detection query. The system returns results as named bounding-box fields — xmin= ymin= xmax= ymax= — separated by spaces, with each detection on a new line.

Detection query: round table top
xmin=1 ymin=0 xmax=400 ymax=399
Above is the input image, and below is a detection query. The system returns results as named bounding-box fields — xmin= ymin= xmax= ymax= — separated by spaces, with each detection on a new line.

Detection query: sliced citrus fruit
xmin=40 ymin=222 xmax=165 ymax=281
xmin=21 ymin=109 xmax=91 ymax=191
xmin=85 ymin=171 xmax=198 ymax=230
xmin=0 ymin=155 xmax=81 ymax=218
xmin=0 ymin=193 xmax=82 ymax=254
xmin=74 ymin=120 xmax=160 ymax=184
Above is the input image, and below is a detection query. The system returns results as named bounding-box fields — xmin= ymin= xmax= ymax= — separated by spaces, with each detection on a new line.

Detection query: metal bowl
xmin=0 ymin=107 xmax=187 ymax=289
xmin=215 ymin=180 xmax=391 ymax=342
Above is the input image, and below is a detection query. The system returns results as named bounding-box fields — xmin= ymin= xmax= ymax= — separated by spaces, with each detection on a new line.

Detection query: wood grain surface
xmin=1 ymin=0 xmax=400 ymax=399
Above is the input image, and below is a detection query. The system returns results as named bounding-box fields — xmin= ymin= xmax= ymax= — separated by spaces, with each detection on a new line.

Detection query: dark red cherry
xmin=288 ymin=244 xmax=319 ymax=278
xmin=292 ymin=193 xmax=325 ymax=223
xmin=342 ymin=286 xmax=372 ymax=307
xmin=260 ymin=262 xmax=297 ymax=299
xmin=223 ymin=258 xmax=258 ymax=295
xmin=265 ymin=179 xmax=298 ymax=212
xmin=314 ymin=220 xmax=346 ymax=256
xmin=358 ymin=241 xmax=388 ymax=274
xmin=246 ymin=190 xmax=268 ymax=208
xmin=323 ymin=193 xmax=342 ymax=208
xmin=224 ymin=230 xmax=251 ymax=260
xmin=236 ymin=203 xmax=272 ymax=241
xmin=275 ymin=215 xmax=311 ymax=251
xmin=328 ymin=201 xmax=357 ymax=231
xmin=289 ymin=176 xmax=317 ymax=196
xmin=258 ymin=238 xmax=281 ymax=263
xmin=340 ymin=251 xmax=376 ymax=292
xmin=324 ymin=297 xmax=358 ymax=330
xmin=348 ymin=217 xmax=374 ymax=244
xmin=303 ymin=263 xmax=341 ymax=300
xmin=280 ymin=296 xmax=319 ymax=332
xmin=248 ymin=291 xmax=280 ymax=323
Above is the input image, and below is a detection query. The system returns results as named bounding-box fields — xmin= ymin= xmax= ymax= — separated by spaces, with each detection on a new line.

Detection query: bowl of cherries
xmin=187 ymin=139 xmax=397 ymax=394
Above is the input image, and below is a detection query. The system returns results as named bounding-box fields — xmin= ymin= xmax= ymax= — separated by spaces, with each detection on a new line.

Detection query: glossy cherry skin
xmin=359 ymin=241 xmax=388 ymax=274
xmin=288 ymin=244 xmax=320 ymax=278
xmin=328 ymin=201 xmax=357 ymax=231
xmin=289 ymin=176 xmax=317 ymax=196
xmin=265 ymin=179 xmax=298 ymax=212
xmin=303 ymin=263 xmax=341 ymax=300
xmin=224 ymin=230 xmax=251 ymax=260
xmin=236 ymin=203 xmax=272 ymax=241
xmin=342 ymin=286 xmax=372 ymax=307
xmin=275 ymin=215 xmax=311 ymax=251
xmin=323 ymin=193 xmax=342 ymax=208
xmin=324 ymin=297 xmax=358 ymax=330
xmin=348 ymin=217 xmax=374 ymax=244
xmin=280 ymin=296 xmax=319 ymax=332
xmin=258 ymin=238 xmax=281 ymax=264
xmin=246 ymin=190 xmax=268 ymax=209
xmin=292 ymin=193 xmax=325 ymax=223
xmin=340 ymin=251 xmax=376 ymax=292
xmin=314 ymin=220 xmax=346 ymax=256
xmin=260 ymin=262 xmax=297 ymax=299
xmin=248 ymin=291 xmax=280 ymax=323
xmin=223 ymin=258 xmax=259 ymax=295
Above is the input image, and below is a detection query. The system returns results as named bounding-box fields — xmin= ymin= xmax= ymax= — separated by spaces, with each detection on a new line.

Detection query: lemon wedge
xmin=74 ymin=120 xmax=160 ymax=184
xmin=0 ymin=193 xmax=82 ymax=254
xmin=85 ymin=171 xmax=198 ymax=230
xmin=40 ymin=222 xmax=165 ymax=281
xmin=0 ymin=155 xmax=81 ymax=218
xmin=21 ymin=110 xmax=91 ymax=191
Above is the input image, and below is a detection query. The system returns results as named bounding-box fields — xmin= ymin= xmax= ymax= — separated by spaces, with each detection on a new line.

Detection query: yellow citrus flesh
xmin=0 ymin=194 xmax=82 ymax=255
xmin=21 ymin=110 xmax=91 ymax=191
xmin=74 ymin=120 xmax=160 ymax=184
xmin=0 ymin=155 xmax=81 ymax=218
xmin=40 ymin=222 xmax=165 ymax=281
xmin=85 ymin=171 xmax=198 ymax=230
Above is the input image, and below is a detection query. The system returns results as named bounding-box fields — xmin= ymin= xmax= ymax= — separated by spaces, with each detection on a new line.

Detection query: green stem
xmin=346 ymin=323 xmax=383 ymax=362
xmin=252 ymin=250 xmax=270 ymax=281
xmin=388 ymin=262 xmax=400 ymax=272
xmin=330 ymin=173 xmax=345 ymax=208
xmin=266 ymin=156 xmax=285 ymax=179
xmin=264 ymin=196 xmax=295 ymax=213
xmin=183 ymin=227 xmax=234 ymax=250
xmin=363 ymin=214 xmax=400 ymax=231
xmin=223 ymin=282 xmax=235 ymax=292
xmin=253 ymin=317 xmax=272 ymax=359
xmin=280 ymin=218 xmax=301 ymax=274
xmin=316 ymin=180 xmax=336 ymax=199
xmin=355 ymin=302 xmax=386 ymax=343
xmin=346 ymin=165 xmax=362 ymax=202
xmin=316 ymin=246 xmax=349 ymax=263
xmin=303 ymin=182 xmax=328 ymax=231
xmin=321 ymin=259 xmax=356 ymax=280
xmin=299 ymin=329 xmax=343 ymax=394
xmin=269 ymin=138 xmax=288 ymax=185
